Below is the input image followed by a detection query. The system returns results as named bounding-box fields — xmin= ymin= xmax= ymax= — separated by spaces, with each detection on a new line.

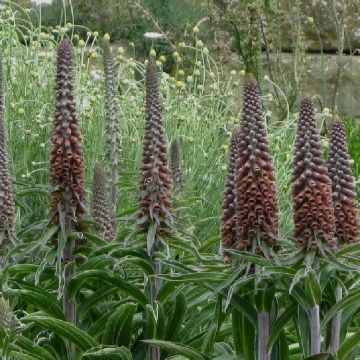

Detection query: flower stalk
xmin=169 ymin=139 xmax=182 ymax=191
xmin=49 ymin=39 xmax=85 ymax=329
xmin=91 ymin=162 xmax=115 ymax=242
xmin=103 ymin=40 xmax=121 ymax=215
xmin=327 ymin=120 xmax=357 ymax=352
xmin=139 ymin=59 xmax=172 ymax=360
xmin=0 ymin=58 xmax=15 ymax=263
xmin=234 ymin=80 xmax=279 ymax=254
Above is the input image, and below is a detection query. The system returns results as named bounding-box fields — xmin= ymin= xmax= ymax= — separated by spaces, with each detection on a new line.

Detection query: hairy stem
xmin=330 ymin=286 xmax=342 ymax=352
xmin=310 ymin=304 xmax=321 ymax=355
xmin=258 ymin=312 xmax=269 ymax=360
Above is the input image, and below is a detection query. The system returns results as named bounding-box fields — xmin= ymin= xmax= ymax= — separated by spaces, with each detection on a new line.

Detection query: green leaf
xmin=305 ymin=269 xmax=322 ymax=305
xmin=165 ymin=291 xmax=187 ymax=340
xmin=14 ymin=336 xmax=56 ymax=360
xmin=7 ymin=283 xmax=65 ymax=320
xmin=147 ymin=222 xmax=157 ymax=255
xmin=82 ymin=346 xmax=133 ymax=359
xmin=142 ymin=340 xmax=209 ymax=360
xmin=232 ymin=303 xmax=255 ymax=360
xmin=68 ymin=270 xmax=148 ymax=308
xmin=303 ymin=354 xmax=332 ymax=360
xmin=21 ymin=315 xmax=98 ymax=351
xmin=103 ymin=303 xmax=137 ymax=346
xmin=321 ymin=288 xmax=360 ymax=331
xmin=337 ymin=330 xmax=360 ymax=360
xmin=225 ymin=250 xmax=272 ymax=266
xmin=201 ymin=296 xmax=223 ymax=356
xmin=267 ymin=303 xmax=297 ymax=352
xmin=159 ymin=272 xmax=227 ymax=284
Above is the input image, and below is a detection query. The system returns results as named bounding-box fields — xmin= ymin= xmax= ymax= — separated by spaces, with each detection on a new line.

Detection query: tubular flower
xmin=169 ymin=139 xmax=182 ymax=191
xmin=235 ymin=81 xmax=279 ymax=253
xmin=327 ymin=120 xmax=358 ymax=243
xmin=292 ymin=98 xmax=336 ymax=252
xmin=49 ymin=39 xmax=85 ymax=225
xmin=139 ymin=60 xmax=172 ymax=234
xmin=221 ymin=131 xmax=240 ymax=251
xmin=92 ymin=163 xmax=115 ymax=242
xmin=0 ymin=59 xmax=15 ymax=247
xmin=103 ymin=41 xmax=121 ymax=208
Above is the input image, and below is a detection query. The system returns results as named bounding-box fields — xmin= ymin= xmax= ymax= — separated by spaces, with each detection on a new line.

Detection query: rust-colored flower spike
xmin=221 ymin=131 xmax=240 ymax=251
xmin=170 ymin=139 xmax=182 ymax=191
xmin=49 ymin=39 xmax=85 ymax=225
xmin=235 ymin=81 xmax=279 ymax=253
xmin=0 ymin=58 xmax=15 ymax=247
xmin=292 ymin=98 xmax=336 ymax=252
xmin=103 ymin=40 xmax=121 ymax=208
xmin=139 ymin=60 xmax=172 ymax=234
xmin=92 ymin=163 xmax=115 ymax=242
xmin=327 ymin=120 xmax=358 ymax=243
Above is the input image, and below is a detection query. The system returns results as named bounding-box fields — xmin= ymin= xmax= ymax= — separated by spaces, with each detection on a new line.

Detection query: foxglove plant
xmin=170 ymin=139 xmax=182 ymax=191
xmin=221 ymin=131 xmax=240 ymax=253
xmin=234 ymin=80 xmax=279 ymax=254
xmin=327 ymin=120 xmax=358 ymax=352
xmin=229 ymin=80 xmax=279 ymax=360
xmin=291 ymin=98 xmax=336 ymax=355
xmin=49 ymin=39 xmax=85 ymax=326
xmin=139 ymin=60 xmax=172 ymax=236
xmin=139 ymin=60 xmax=172 ymax=360
xmin=91 ymin=162 xmax=115 ymax=242
xmin=327 ymin=120 xmax=358 ymax=244
xmin=103 ymin=41 xmax=121 ymax=211
xmin=49 ymin=39 xmax=85 ymax=225
xmin=0 ymin=59 xmax=15 ymax=260
xmin=292 ymin=98 xmax=336 ymax=253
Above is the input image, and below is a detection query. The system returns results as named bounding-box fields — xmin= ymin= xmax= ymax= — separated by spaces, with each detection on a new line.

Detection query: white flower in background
xmin=144 ymin=32 xmax=164 ymax=39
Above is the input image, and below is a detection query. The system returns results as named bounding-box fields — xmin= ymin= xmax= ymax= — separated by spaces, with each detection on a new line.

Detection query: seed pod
xmin=292 ymin=98 xmax=336 ymax=252
xmin=170 ymin=139 xmax=182 ymax=191
xmin=49 ymin=39 xmax=85 ymax=226
xmin=0 ymin=58 xmax=15 ymax=253
xmin=139 ymin=60 xmax=172 ymax=235
xmin=221 ymin=131 xmax=240 ymax=251
xmin=92 ymin=163 xmax=115 ymax=242
xmin=327 ymin=120 xmax=358 ymax=243
xmin=234 ymin=81 xmax=279 ymax=253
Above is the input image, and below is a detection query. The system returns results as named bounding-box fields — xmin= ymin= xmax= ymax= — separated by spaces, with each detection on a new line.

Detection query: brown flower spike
xmin=92 ymin=163 xmax=115 ymax=242
xmin=0 ymin=59 xmax=15 ymax=248
xmin=234 ymin=81 xmax=279 ymax=253
xmin=327 ymin=121 xmax=358 ymax=243
xmin=170 ymin=139 xmax=182 ymax=191
xmin=292 ymin=98 xmax=336 ymax=252
xmin=221 ymin=131 xmax=240 ymax=250
xmin=49 ymin=39 xmax=85 ymax=225
xmin=139 ymin=60 xmax=172 ymax=234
